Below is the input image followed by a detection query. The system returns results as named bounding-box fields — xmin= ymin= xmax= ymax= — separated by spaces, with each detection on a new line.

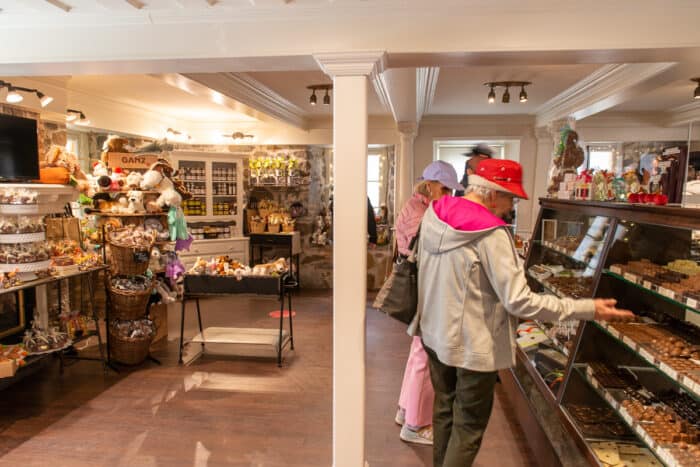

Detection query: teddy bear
xmin=100 ymin=135 xmax=131 ymax=165
xmin=41 ymin=145 xmax=90 ymax=192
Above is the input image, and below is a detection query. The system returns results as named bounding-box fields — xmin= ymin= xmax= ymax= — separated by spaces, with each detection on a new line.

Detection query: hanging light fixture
xmin=0 ymin=80 xmax=53 ymax=107
xmin=484 ymin=81 xmax=532 ymax=104
xmin=692 ymin=78 xmax=700 ymax=100
xmin=519 ymin=85 xmax=528 ymax=103
xmin=487 ymin=85 xmax=496 ymax=103
xmin=307 ymin=84 xmax=333 ymax=107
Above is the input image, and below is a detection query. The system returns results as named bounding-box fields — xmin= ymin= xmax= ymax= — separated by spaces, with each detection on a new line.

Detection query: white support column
xmin=315 ymin=51 xmax=386 ymax=467
xmin=396 ymin=121 xmax=417 ymax=218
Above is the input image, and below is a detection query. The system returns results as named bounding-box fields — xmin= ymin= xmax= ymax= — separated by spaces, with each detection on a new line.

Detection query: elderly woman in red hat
xmin=410 ymin=158 xmax=634 ymax=467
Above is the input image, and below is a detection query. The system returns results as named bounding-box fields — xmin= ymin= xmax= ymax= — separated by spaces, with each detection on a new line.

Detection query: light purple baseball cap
xmin=418 ymin=160 xmax=464 ymax=191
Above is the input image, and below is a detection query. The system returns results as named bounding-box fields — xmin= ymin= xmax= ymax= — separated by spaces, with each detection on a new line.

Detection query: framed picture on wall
xmin=0 ymin=292 xmax=25 ymax=340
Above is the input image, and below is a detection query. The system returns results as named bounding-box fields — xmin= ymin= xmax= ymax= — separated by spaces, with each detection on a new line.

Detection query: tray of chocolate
xmin=588 ymin=361 xmax=641 ymax=389
xmin=604 ymin=320 xmax=700 ymax=397
xmin=545 ymin=276 xmax=594 ymax=299
xmin=565 ymin=403 xmax=636 ymax=440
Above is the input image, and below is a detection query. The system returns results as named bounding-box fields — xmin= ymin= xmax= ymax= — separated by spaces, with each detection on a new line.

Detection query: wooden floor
xmin=0 ymin=291 xmax=535 ymax=467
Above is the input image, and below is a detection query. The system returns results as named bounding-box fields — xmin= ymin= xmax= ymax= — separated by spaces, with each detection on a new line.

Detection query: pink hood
xmin=432 ymin=196 xmax=506 ymax=232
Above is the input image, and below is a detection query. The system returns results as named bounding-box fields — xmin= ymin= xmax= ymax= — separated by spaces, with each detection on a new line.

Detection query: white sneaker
xmin=395 ymin=408 xmax=406 ymax=426
xmin=399 ymin=425 xmax=433 ymax=445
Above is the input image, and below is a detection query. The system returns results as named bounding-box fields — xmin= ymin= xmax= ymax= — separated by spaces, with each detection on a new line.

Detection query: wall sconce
xmin=222 ymin=131 xmax=255 ymax=141
xmin=66 ymin=108 xmax=90 ymax=126
xmin=484 ymin=81 xmax=531 ymax=104
xmin=307 ymin=84 xmax=333 ymax=106
xmin=0 ymin=80 xmax=53 ymax=107
xmin=692 ymin=78 xmax=700 ymax=100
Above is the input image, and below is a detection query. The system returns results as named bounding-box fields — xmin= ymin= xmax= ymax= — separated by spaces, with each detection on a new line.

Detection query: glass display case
xmin=507 ymin=199 xmax=700 ymax=467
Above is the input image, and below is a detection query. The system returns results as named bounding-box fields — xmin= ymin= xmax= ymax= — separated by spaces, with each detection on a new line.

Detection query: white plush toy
xmin=140 ymin=159 xmax=188 ymax=209
xmin=125 ymin=171 xmax=143 ymax=189
xmin=112 ymin=197 xmax=129 ymax=214
xmin=149 ymin=247 xmax=162 ymax=272
xmin=126 ymin=190 xmax=145 ymax=213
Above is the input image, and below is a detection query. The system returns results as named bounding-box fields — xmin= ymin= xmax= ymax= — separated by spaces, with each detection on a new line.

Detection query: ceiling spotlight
xmin=519 ymin=85 xmax=528 ymax=103
xmin=37 ymin=92 xmax=53 ymax=107
xmin=222 ymin=131 xmax=255 ymax=141
xmin=307 ymin=84 xmax=332 ymax=107
xmin=502 ymin=86 xmax=510 ymax=104
xmin=6 ymin=88 xmax=23 ymax=104
xmin=67 ymin=109 xmax=90 ymax=126
xmin=487 ymin=85 xmax=496 ymax=103
xmin=693 ymin=78 xmax=700 ymax=100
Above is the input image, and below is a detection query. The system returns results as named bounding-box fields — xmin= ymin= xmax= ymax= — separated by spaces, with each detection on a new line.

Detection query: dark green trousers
xmin=423 ymin=343 xmax=498 ymax=467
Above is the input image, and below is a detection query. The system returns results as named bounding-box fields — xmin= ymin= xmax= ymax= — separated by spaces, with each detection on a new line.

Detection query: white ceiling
xmin=430 ymin=65 xmax=602 ymax=115
xmin=613 ymin=78 xmax=698 ymax=112
xmin=247 ymin=70 xmax=387 ymax=116
xmin=62 ymin=74 xmax=257 ymax=123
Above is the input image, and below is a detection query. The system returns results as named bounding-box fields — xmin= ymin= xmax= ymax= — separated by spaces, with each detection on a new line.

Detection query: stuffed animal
xmin=91 ymin=161 xmax=112 ymax=193
xmin=41 ymin=145 xmax=89 ymax=192
xmin=126 ymin=190 xmax=145 ymax=213
xmin=140 ymin=159 xmax=190 ymax=209
xmin=125 ymin=171 xmax=143 ymax=189
xmin=100 ymin=135 xmax=131 ymax=165
xmin=251 ymin=258 xmax=288 ymax=276
xmin=149 ymin=247 xmax=162 ymax=272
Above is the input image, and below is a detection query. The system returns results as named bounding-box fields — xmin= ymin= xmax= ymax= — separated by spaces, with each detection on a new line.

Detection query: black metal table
xmin=248 ymin=233 xmax=301 ymax=288
xmin=178 ymin=273 xmax=296 ymax=367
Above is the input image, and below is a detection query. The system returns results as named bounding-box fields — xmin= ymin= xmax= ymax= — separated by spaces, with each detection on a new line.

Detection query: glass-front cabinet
xmin=512 ymin=199 xmax=700 ymax=467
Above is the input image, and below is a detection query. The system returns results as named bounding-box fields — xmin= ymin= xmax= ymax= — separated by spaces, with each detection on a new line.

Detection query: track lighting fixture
xmin=307 ymin=84 xmax=333 ymax=107
xmin=166 ymin=127 xmax=190 ymax=140
xmin=222 ymin=131 xmax=255 ymax=141
xmin=693 ymin=78 xmax=700 ymax=100
xmin=502 ymin=86 xmax=510 ymax=104
xmin=0 ymin=80 xmax=53 ymax=107
xmin=483 ymin=81 xmax=532 ymax=104
xmin=66 ymin=109 xmax=90 ymax=126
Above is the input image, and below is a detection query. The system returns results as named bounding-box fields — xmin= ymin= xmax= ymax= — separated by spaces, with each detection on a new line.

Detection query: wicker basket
xmin=109 ymin=332 xmax=153 ymax=365
xmin=258 ymin=208 xmax=272 ymax=219
xmin=109 ymin=277 xmax=152 ymax=320
xmin=250 ymin=219 xmax=267 ymax=234
xmin=281 ymin=223 xmax=295 ymax=233
xmin=108 ymin=234 xmax=153 ymax=276
xmin=267 ymin=222 xmax=281 ymax=233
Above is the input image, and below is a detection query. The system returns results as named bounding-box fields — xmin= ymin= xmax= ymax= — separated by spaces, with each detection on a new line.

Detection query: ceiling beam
xmin=167 ymin=72 xmax=309 ymax=129
xmin=45 ymin=0 xmax=72 ymax=12
xmin=416 ymin=67 xmax=439 ymax=121
xmin=665 ymin=101 xmax=700 ymax=127
xmin=535 ymin=62 xmax=680 ymax=127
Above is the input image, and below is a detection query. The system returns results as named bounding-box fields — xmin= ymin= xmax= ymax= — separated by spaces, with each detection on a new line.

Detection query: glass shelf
xmin=532 ymin=239 xmax=599 ymax=271
xmin=592 ymin=320 xmax=700 ymax=402
xmin=575 ymin=365 xmax=671 ymax=466
xmin=604 ymin=269 xmax=700 ymax=315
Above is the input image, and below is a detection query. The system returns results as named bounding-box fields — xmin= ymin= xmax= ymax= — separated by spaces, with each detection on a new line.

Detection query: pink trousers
xmin=398 ymin=336 xmax=434 ymax=428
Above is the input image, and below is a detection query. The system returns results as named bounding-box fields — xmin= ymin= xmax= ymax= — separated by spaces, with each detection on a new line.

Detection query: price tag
xmin=132 ymin=250 xmax=150 ymax=263
xmin=659 ymin=362 xmax=679 ymax=380
xmin=623 ymin=335 xmax=638 ymax=350
xmin=639 ymin=348 xmax=655 ymax=363
xmin=658 ymin=287 xmax=676 ymax=300
xmin=610 ymin=265 xmax=623 ymax=275
xmin=623 ymin=272 xmax=638 ymax=283
xmin=687 ymin=297 xmax=698 ymax=309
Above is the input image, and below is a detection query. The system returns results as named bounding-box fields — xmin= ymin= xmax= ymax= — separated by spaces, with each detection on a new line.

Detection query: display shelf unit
xmin=504 ymin=198 xmax=700 ymax=467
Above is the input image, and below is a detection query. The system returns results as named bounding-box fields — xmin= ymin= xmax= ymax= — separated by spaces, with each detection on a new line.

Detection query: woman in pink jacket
xmin=394 ymin=161 xmax=464 ymax=445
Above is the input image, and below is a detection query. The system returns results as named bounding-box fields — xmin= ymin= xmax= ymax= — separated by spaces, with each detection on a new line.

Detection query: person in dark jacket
xmin=455 ymin=144 xmax=494 ymax=197
xmin=367 ymin=197 xmax=378 ymax=246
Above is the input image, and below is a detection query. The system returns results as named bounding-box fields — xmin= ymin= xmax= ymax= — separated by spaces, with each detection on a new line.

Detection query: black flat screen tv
xmin=0 ymin=114 xmax=39 ymax=181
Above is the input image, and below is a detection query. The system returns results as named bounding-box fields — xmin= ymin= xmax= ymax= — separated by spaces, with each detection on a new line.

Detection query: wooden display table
xmin=248 ymin=232 xmax=301 ymax=287
xmin=179 ymin=274 xmax=296 ymax=367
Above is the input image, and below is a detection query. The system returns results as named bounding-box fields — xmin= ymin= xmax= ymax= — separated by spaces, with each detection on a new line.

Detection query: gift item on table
xmin=60 ymin=309 xmax=89 ymax=340
xmin=574 ymin=170 xmax=593 ymax=200
xmin=0 ymin=242 xmax=51 ymax=264
xmin=0 ymin=188 xmax=38 ymax=205
xmin=143 ymin=218 xmax=170 ymax=242
xmin=109 ymin=225 xmax=155 ymax=248
xmin=0 ymin=344 xmax=27 ymax=378
xmin=0 ymin=271 xmax=20 ymax=289
xmin=22 ymin=315 xmax=71 ymax=354
xmin=0 ymin=216 xmax=45 ymax=235
xmin=592 ymin=170 xmax=615 ymax=201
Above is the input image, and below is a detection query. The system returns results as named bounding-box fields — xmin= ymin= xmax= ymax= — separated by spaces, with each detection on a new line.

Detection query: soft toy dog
xmin=126 ymin=190 xmax=145 ymax=213
xmin=125 ymin=171 xmax=143 ymax=189
xmin=251 ymin=258 xmax=288 ymax=276
xmin=140 ymin=159 xmax=190 ymax=209
xmin=100 ymin=135 xmax=131 ymax=165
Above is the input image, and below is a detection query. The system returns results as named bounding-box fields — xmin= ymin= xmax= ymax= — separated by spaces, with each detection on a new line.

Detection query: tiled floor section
xmin=0 ymin=291 xmax=534 ymax=466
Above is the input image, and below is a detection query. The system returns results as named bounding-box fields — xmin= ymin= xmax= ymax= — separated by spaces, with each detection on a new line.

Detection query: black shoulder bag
xmin=373 ymin=230 xmax=420 ymax=325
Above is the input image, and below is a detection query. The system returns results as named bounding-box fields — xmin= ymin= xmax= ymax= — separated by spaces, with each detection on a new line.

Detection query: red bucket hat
xmin=468 ymin=159 xmax=529 ymax=200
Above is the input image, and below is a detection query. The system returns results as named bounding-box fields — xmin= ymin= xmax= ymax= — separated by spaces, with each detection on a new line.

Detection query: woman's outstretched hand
xmin=593 ymin=298 xmax=635 ymax=322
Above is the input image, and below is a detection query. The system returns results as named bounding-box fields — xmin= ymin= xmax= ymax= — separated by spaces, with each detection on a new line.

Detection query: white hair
xmin=465 ymin=185 xmax=496 ymax=199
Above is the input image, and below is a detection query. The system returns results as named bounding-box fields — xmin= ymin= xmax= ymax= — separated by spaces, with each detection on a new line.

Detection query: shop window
xmin=367 ymin=154 xmax=381 ymax=211
xmin=587 ymin=150 xmax=613 ymax=171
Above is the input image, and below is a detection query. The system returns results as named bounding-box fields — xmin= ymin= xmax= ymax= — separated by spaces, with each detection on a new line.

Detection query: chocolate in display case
xmin=506 ymin=199 xmax=700 ymax=467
